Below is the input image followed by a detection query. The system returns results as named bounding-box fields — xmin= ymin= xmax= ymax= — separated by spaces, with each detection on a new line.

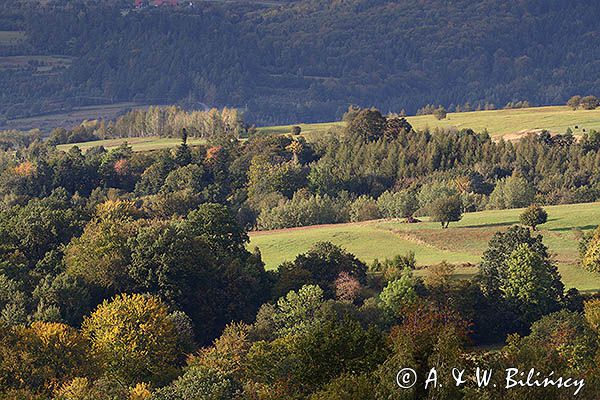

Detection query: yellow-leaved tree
xmin=82 ymin=293 xmax=180 ymax=387
xmin=0 ymin=321 xmax=95 ymax=396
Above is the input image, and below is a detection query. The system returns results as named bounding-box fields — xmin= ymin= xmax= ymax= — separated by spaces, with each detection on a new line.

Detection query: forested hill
xmin=2 ymin=0 xmax=600 ymax=124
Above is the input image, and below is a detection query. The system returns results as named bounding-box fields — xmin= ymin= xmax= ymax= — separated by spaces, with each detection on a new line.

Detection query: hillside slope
xmin=2 ymin=0 xmax=600 ymax=125
xmin=249 ymin=202 xmax=600 ymax=291
xmin=260 ymin=106 xmax=600 ymax=140
xmin=53 ymin=105 xmax=600 ymax=153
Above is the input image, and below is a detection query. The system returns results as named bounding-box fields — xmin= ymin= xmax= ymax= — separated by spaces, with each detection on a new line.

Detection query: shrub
xmin=349 ymin=195 xmax=380 ymax=222
xmin=377 ymin=189 xmax=419 ymax=220
xmin=519 ymin=204 xmax=548 ymax=230
xmin=256 ymin=191 xmax=348 ymax=230
xmin=429 ymin=194 xmax=462 ymax=228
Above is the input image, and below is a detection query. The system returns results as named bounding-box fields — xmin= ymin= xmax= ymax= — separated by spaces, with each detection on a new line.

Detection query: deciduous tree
xmin=519 ymin=204 xmax=547 ymax=230
xmin=346 ymin=108 xmax=386 ymax=142
xmin=82 ymin=293 xmax=180 ymax=387
xmin=500 ymin=244 xmax=563 ymax=323
xmin=429 ymin=194 xmax=462 ymax=228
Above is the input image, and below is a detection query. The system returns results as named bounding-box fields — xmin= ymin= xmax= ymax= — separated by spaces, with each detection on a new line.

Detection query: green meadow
xmin=57 ymin=136 xmax=206 ymax=153
xmin=258 ymin=105 xmax=600 ymax=140
xmin=249 ymin=202 xmax=600 ymax=291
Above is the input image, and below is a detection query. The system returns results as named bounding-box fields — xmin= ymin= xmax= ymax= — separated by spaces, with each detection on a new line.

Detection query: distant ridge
xmin=2 ymin=0 xmax=600 ymax=124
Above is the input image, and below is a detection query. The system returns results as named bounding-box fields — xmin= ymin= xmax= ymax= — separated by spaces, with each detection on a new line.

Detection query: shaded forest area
xmin=2 ymin=0 xmax=600 ymax=124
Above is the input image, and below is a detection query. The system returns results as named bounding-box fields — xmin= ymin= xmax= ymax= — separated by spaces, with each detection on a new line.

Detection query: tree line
xmin=2 ymin=106 xmax=600 ymax=231
xmin=47 ymin=106 xmax=245 ymax=145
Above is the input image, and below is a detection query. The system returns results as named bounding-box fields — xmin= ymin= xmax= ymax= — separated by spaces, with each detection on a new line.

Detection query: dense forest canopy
xmin=4 ymin=1 xmax=600 ymax=398
xmin=1 ymin=111 xmax=600 ymax=397
xmin=2 ymin=0 xmax=600 ymax=124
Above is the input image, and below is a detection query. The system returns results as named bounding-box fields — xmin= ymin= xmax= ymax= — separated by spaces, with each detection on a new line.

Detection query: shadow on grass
xmin=465 ymin=217 xmax=567 ymax=230
xmin=460 ymin=221 xmax=516 ymax=229
xmin=548 ymin=224 xmax=597 ymax=232
xmin=577 ymin=288 xmax=600 ymax=294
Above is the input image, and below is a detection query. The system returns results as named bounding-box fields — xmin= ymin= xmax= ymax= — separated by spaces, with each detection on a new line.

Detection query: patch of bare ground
xmin=404 ymin=227 xmax=497 ymax=254
xmin=501 ymin=129 xmax=545 ymax=142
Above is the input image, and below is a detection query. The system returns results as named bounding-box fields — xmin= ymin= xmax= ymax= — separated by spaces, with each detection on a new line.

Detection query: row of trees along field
xmin=46 ymin=107 xmax=245 ymax=146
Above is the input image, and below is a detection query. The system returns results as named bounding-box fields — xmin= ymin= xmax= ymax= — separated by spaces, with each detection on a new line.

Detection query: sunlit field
xmin=258 ymin=106 xmax=600 ymax=141
xmin=249 ymin=202 xmax=600 ymax=291
xmin=57 ymin=136 xmax=206 ymax=152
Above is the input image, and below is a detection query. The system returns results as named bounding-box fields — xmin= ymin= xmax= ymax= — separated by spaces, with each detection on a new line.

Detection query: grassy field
xmin=258 ymin=106 xmax=600 ymax=140
xmin=57 ymin=136 xmax=206 ymax=153
xmin=258 ymin=121 xmax=343 ymax=141
xmin=249 ymin=202 xmax=600 ymax=291
xmin=0 ymin=31 xmax=26 ymax=45
xmin=0 ymin=55 xmax=72 ymax=71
